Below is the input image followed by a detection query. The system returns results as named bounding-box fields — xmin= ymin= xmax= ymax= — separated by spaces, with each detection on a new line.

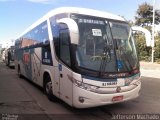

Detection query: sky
xmin=0 ymin=0 xmax=155 ymax=48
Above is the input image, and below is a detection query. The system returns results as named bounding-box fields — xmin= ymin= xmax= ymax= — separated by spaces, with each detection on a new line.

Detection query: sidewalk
xmin=140 ymin=61 xmax=160 ymax=79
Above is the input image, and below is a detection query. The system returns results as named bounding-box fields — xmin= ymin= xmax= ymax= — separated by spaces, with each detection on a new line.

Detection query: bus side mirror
xmin=57 ymin=18 xmax=79 ymax=45
xmin=131 ymin=26 xmax=152 ymax=47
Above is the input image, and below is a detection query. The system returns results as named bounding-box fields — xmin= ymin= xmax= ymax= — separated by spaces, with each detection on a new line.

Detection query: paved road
xmin=0 ymin=61 xmax=160 ymax=120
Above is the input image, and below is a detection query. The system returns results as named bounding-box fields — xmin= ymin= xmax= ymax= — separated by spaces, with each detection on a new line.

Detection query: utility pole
xmin=151 ymin=0 xmax=155 ymax=63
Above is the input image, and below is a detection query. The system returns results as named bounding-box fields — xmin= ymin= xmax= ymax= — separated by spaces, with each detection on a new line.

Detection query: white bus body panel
xmin=59 ymin=64 xmax=73 ymax=106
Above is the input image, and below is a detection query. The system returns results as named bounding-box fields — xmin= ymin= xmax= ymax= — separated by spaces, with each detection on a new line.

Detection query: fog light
xmin=79 ymin=97 xmax=84 ymax=103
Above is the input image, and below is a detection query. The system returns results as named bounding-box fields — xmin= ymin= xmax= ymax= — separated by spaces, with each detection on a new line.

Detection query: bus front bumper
xmin=72 ymin=82 xmax=141 ymax=108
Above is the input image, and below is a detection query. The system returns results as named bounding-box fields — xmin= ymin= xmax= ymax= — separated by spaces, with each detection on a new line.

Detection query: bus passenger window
xmin=59 ymin=30 xmax=71 ymax=67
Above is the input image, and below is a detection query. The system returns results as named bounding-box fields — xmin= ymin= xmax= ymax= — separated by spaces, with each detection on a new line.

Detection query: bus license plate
xmin=112 ymin=96 xmax=123 ymax=101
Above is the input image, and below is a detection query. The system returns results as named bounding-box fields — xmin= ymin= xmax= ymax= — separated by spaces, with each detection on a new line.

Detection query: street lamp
xmin=151 ymin=0 xmax=155 ymax=63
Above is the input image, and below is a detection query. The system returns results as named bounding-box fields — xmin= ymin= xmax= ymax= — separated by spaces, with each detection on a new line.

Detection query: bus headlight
xmin=73 ymin=79 xmax=99 ymax=92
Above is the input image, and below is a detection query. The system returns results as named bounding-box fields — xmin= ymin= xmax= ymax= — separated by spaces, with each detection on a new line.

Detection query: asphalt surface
xmin=0 ymin=61 xmax=160 ymax=120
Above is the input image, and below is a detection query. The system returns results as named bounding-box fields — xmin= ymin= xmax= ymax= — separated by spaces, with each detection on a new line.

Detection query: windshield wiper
xmin=99 ymin=39 xmax=112 ymax=76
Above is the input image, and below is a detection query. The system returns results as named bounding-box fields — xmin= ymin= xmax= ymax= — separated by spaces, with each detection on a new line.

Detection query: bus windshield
xmin=71 ymin=14 xmax=139 ymax=77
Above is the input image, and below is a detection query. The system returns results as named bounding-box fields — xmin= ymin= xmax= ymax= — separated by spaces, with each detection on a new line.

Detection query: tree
xmin=135 ymin=2 xmax=160 ymax=27
xmin=134 ymin=2 xmax=160 ymax=63
xmin=154 ymin=36 xmax=160 ymax=63
xmin=134 ymin=34 xmax=152 ymax=61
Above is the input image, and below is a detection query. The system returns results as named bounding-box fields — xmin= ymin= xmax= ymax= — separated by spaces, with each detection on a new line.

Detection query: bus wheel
xmin=44 ymin=76 xmax=56 ymax=101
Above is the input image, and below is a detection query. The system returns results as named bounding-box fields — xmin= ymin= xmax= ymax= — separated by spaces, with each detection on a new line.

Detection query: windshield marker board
xmin=92 ymin=29 xmax=102 ymax=36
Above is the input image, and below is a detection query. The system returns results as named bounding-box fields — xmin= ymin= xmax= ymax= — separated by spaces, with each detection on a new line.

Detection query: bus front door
xmin=58 ymin=28 xmax=73 ymax=106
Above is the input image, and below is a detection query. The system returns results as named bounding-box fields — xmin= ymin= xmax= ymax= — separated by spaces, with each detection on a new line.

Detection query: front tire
xmin=44 ymin=75 xmax=56 ymax=101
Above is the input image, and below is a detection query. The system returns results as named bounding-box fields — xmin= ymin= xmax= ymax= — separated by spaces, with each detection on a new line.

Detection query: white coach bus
xmin=15 ymin=7 xmax=149 ymax=108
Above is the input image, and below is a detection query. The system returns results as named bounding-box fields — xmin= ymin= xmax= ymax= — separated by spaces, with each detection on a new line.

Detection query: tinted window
xmin=42 ymin=44 xmax=53 ymax=66
xmin=59 ymin=29 xmax=71 ymax=66
xmin=49 ymin=13 xmax=69 ymax=58
xmin=20 ymin=21 xmax=49 ymax=48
